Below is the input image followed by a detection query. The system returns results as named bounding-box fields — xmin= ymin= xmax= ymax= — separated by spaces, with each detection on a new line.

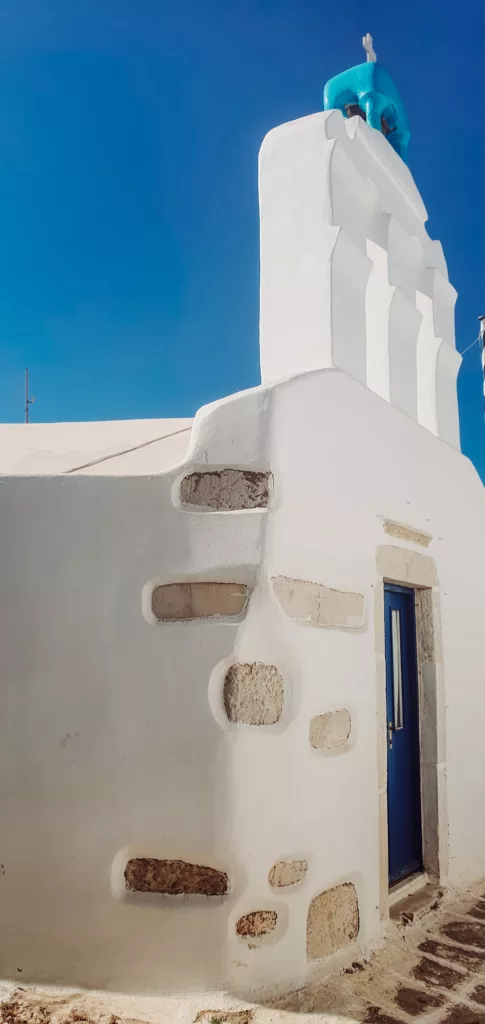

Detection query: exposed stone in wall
xmin=236 ymin=910 xmax=278 ymax=938
xmin=309 ymin=710 xmax=351 ymax=751
xmin=306 ymin=883 xmax=359 ymax=961
xmin=376 ymin=545 xmax=438 ymax=587
xmin=415 ymin=587 xmax=442 ymax=664
xmin=180 ymin=469 xmax=271 ymax=510
xmin=124 ymin=858 xmax=228 ymax=896
xmin=268 ymin=859 xmax=308 ymax=888
xmin=383 ymin=518 xmax=432 ymax=548
xmin=195 ymin=1013 xmax=253 ymax=1024
xmin=271 ymin=576 xmax=364 ymax=629
xmin=223 ymin=663 xmax=284 ymax=725
xmin=151 ymin=582 xmax=249 ymax=622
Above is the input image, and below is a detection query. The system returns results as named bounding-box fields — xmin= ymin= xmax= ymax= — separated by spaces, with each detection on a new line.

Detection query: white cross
xmin=362 ymin=33 xmax=377 ymax=62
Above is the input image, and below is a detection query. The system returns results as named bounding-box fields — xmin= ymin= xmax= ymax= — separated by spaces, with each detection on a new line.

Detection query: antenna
xmin=25 ymin=368 xmax=34 ymax=423
xmin=363 ymin=33 xmax=377 ymax=62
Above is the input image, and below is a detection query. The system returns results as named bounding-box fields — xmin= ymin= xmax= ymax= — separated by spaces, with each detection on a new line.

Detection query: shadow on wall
xmin=0 ymin=471 xmax=247 ymax=992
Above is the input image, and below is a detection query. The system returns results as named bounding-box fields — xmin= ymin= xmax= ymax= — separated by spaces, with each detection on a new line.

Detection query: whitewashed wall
xmin=1 ymin=370 xmax=484 ymax=998
xmin=0 ymin=109 xmax=483 ymax=1000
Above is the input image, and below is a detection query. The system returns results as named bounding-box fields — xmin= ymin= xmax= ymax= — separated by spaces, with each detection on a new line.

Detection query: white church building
xmin=0 ymin=43 xmax=484 ymax=1002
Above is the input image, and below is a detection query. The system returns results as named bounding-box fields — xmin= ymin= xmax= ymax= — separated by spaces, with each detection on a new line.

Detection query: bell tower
xmin=258 ymin=40 xmax=461 ymax=448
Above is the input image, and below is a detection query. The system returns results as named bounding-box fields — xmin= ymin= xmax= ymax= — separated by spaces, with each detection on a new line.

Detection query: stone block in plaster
xmin=420 ymin=662 xmax=446 ymax=768
xmin=309 ymin=710 xmax=351 ymax=751
xmin=271 ymin=575 xmax=364 ymax=629
xmin=415 ymin=588 xmax=443 ymax=664
xmin=376 ymin=546 xmax=438 ymax=588
xmin=124 ymin=858 xmax=229 ymax=896
xmin=306 ymin=883 xmax=359 ymax=961
xmin=180 ymin=469 xmax=271 ymax=511
xmin=383 ymin=519 xmax=432 ymax=548
xmin=223 ymin=663 xmax=284 ymax=726
xmin=268 ymin=860 xmax=308 ymax=888
xmin=422 ymin=761 xmax=448 ymax=880
xmin=236 ymin=911 xmax=278 ymax=938
xmin=151 ymin=582 xmax=250 ymax=622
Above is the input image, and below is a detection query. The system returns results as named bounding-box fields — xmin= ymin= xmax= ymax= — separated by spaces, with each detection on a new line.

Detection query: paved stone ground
xmin=3 ymin=882 xmax=485 ymax=1024
xmin=272 ymin=881 xmax=485 ymax=1024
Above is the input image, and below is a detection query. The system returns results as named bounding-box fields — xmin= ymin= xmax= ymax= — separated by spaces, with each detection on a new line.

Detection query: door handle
xmin=388 ymin=720 xmax=394 ymax=750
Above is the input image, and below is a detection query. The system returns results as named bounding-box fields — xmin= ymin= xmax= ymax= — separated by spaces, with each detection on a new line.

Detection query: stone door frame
xmin=375 ymin=544 xmax=448 ymax=921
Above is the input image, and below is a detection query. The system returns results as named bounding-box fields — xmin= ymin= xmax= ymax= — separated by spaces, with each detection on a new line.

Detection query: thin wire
xmin=459 ymin=333 xmax=481 ymax=357
xmin=63 ymin=332 xmax=481 ymax=472
xmin=64 ymin=426 xmax=192 ymax=474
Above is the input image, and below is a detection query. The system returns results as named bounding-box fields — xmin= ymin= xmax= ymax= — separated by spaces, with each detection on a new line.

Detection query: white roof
xmin=0 ymin=418 xmax=194 ymax=475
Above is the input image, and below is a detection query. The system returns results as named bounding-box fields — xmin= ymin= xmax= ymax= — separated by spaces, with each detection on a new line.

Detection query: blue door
xmin=384 ymin=584 xmax=423 ymax=886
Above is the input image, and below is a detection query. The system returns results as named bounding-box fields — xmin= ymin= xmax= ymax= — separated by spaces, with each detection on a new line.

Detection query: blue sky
xmin=0 ymin=0 xmax=484 ymax=475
